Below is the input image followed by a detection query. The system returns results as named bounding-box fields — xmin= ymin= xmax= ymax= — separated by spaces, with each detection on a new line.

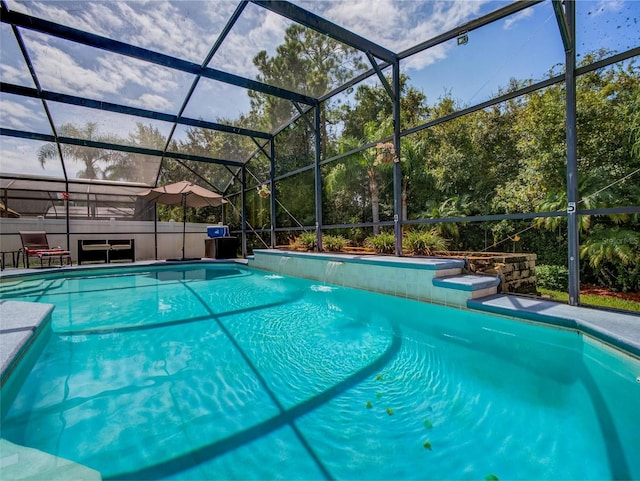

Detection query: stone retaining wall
xmin=446 ymin=252 xmax=538 ymax=295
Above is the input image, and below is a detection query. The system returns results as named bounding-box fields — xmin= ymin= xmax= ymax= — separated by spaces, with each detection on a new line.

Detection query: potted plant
xmin=257 ymin=184 xmax=270 ymax=198
xmin=374 ymin=142 xmax=397 ymax=165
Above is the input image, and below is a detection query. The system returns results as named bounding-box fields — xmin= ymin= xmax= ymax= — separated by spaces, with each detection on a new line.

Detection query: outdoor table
xmin=0 ymin=250 xmax=21 ymax=270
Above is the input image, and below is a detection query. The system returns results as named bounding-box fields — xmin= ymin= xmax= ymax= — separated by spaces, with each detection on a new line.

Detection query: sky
xmin=0 ymin=0 xmax=638 ymax=179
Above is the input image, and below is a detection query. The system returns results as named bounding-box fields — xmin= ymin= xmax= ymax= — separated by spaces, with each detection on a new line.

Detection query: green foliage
xmin=580 ymin=226 xmax=640 ymax=268
xmin=404 ymin=230 xmax=449 ymax=256
xmin=585 ymin=260 xmax=640 ymax=293
xmin=579 ymin=226 xmax=640 ymax=292
xmin=366 ymin=233 xmax=396 ymax=254
xmin=631 ymin=88 xmax=640 ymax=159
xmin=535 ymin=265 xmax=569 ymax=291
xmin=276 ymin=170 xmax=316 ymax=229
xmin=293 ymin=232 xmax=317 ymax=251
xmin=323 ymin=235 xmax=348 ymax=252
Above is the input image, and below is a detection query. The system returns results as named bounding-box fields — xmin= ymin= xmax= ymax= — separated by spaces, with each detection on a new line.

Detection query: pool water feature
xmin=1 ymin=264 xmax=639 ymax=480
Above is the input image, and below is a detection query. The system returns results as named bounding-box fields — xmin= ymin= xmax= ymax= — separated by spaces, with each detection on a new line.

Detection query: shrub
xmin=535 ymin=264 xmax=569 ymax=290
xmin=292 ymin=232 xmax=317 ymax=251
xmin=323 ymin=235 xmax=348 ymax=252
xmin=365 ymin=233 xmax=396 ymax=254
xmin=404 ymin=229 xmax=449 ymax=256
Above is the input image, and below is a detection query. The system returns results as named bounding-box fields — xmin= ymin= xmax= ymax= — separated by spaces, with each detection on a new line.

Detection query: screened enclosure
xmin=1 ymin=0 xmax=639 ymax=308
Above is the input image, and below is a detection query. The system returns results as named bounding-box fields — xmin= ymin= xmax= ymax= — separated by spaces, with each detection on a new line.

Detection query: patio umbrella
xmin=139 ymin=180 xmax=226 ymax=260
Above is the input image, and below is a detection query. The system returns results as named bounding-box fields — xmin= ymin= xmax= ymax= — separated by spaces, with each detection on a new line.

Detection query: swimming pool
xmin=1 ymin=264 xmax=639 ymax=480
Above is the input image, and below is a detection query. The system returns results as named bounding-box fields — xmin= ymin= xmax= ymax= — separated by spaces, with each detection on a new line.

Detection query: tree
xmin=38 ymin=122 xmax=127 ymax=179
xmin=340 ymin=73 xmax=428 ymax=140
xmin=251 ymin=24 xmax=367 ymax=158
xmin=523 ymin=57 xmax=640 ymax=290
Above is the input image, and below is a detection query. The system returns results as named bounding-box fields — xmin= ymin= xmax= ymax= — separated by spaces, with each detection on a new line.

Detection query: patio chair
xmin=19 ymin=231 xmax=72 ymax=268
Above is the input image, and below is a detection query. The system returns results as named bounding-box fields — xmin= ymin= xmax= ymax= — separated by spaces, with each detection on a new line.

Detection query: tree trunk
xmin=402 ymin=178 xmax=408 ymax=221
xmin=369 ymin=168 xmax=380 ymax=235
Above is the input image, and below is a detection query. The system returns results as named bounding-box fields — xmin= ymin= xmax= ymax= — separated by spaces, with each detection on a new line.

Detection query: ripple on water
xmin=3 ymin=267 xmax=635 ymax=480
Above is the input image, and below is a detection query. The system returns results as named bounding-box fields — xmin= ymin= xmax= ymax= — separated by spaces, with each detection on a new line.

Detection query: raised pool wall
xmin=248 ymin=249 xmax=500 ymax=308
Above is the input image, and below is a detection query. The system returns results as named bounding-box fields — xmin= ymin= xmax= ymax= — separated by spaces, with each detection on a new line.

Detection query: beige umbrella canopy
xmin=139 ymin=180 xmax=226 ymax=208
xmin=139 ymin=181 xmax=226 ymax=260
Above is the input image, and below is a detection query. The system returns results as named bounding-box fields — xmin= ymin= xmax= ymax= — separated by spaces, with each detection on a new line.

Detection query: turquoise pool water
xmin=1 ymin=264 xmax=639 ymax=480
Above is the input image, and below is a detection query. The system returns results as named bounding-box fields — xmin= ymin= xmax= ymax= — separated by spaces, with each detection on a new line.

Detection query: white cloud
xmin=7 ymin=0 xmax=236 ymax=64
xmin=0 ymin=99 xmax=47 ymax=130
xmin=294 ymin=0 xmax=488 ymax=70
xmin=504 ymin=8 xmax=534 ymax=30
xmin=0 ymin=137 xmax=62 ymax=177
xmin=21 ymin=32 xmax=192 ymax=113
xmin=592 ymin=0 xmax=625 ymax=15
xmin=401 ymin=43 xmax=449 ymax=71
xmin=115 ymin=2 xmax=211 ymax=62
xmin=209 ymin=4 xmax=292 ymax=77
xmin=130 ymin=93 xmax=172 ymax=112
xmin=297 ymin=0 xmax=483 ymax=50
xmin=0 ymin=64 xmax=31 ymax=86
xmin=24 ymin=36 xmax=120 ymax=96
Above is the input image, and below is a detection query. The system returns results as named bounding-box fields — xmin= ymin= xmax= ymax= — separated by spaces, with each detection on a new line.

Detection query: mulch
xmin=580 ymin=284 xmax=640 ymax=303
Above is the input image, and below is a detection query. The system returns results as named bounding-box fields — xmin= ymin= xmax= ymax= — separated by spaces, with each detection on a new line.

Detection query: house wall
xmin=0 ymin=218 xmax=222 ymax=263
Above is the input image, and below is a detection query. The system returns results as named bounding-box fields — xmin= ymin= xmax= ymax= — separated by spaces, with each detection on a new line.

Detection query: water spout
xmin=278 ymin=256 xmax=291 ymax=275
xmin=324 ymin=260 xmax=344 ymax=285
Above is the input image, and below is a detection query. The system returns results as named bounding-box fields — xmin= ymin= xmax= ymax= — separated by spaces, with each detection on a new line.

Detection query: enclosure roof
xmin=1 ymin=0 xmax=638 ymax=192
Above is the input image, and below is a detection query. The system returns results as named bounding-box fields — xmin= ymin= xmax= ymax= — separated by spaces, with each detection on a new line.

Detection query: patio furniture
xmin=77 ymin=240 xmax=110 ymax=264
xmin=19 ymin=231 xmax=72 ymax=268
xmin=108 ymin=239 xmax=135 ymax=263
xmin=77 ymin=239 xmax=135 ymax=264
xmin=0 ymin=250 xmax=21 ymax=270
xmin=204 ymin=236 xmax=238 ymax=259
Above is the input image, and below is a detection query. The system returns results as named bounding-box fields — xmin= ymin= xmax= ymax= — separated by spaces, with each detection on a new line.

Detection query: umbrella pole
xmin=182 ymin=194 xmax=187 ymax=260
xmin=154 ymin=204 xmax=158 ymax=260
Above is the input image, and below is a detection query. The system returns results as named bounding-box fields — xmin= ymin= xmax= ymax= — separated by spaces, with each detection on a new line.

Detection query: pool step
xmin=0 ymin=439 xmax=101 ymax=481
xmin=432 ymin=274 xmax=501 ymax=299
xmin=0 ymin=278 xmax=66 ymax=299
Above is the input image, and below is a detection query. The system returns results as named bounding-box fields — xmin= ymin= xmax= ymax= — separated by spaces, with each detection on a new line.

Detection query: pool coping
xmin=468 ymin=294 xmax=640 ymax=359
xmin=252 ymin=249 xmax=466 ymax=271
xmin=0 ymin=300 xmax=54 ymax=387
xmin=0 ymin=258 xmax=248 ymax=280
xmin=433 ymin=274 xmax=501 ymax=292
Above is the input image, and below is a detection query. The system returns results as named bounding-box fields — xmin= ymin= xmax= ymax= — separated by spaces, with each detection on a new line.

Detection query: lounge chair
xmin=19 ymin=231 xmax=72 ymax=268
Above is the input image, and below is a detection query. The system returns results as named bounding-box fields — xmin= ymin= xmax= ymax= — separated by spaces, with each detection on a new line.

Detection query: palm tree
xmin=38 ymin=122 xmax=126 ymax=180
xmin=327 ymin=135 xmax=380 ymax=233
xmin=417 ymin=196 xmax=470 ymax=244
xmin=580 ymin=226 xmax=640 ymax=268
